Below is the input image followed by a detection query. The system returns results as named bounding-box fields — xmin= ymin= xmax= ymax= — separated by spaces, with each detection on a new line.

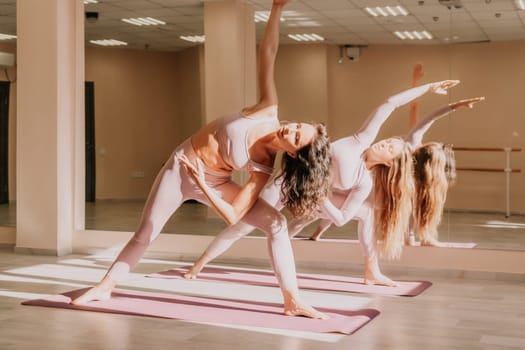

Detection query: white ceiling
xmin=0 ymin=0 xmax=525 ymax=51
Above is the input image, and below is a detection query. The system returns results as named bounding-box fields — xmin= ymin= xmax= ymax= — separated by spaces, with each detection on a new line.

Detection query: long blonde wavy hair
xmin=413 ymin=142 xmax=456 ymax=242
xmin=372 ymin=138 xmax=415 ymax=260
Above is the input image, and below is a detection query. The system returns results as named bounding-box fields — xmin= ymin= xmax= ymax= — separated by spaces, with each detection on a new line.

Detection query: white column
xmin=16 ymin=0 xmax=84 ymax=255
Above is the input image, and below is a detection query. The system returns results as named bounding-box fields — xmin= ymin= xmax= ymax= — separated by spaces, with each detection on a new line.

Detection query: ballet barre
xmin=452 ymin=147 xmax=522 ymax=217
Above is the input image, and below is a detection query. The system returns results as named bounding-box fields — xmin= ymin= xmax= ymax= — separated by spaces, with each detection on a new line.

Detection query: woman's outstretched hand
xmin=450 ymin=96 xmax=485 ymax=110
xmin=179 ymin=155 xmax=205 ymax=185
xmin=429 ymin=80 xmax=460 ymax=95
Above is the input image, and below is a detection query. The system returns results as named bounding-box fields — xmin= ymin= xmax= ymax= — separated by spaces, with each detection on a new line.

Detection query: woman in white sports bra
xmin=72 ymin=0 xmax=332 ymax=319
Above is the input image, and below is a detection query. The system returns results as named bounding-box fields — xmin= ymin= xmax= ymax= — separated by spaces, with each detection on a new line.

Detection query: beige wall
xmin=4 ymin=40 xmax=524 ymax=212
xmin=85 ymin=47 xmax=182 ymax=199
xmin=325 ymin=42 xmax=524 ymax=213
xmin=173 ymin=45 xmax=204 ymax=141
xmin=276 ymin=44 xmax=328 ymax=125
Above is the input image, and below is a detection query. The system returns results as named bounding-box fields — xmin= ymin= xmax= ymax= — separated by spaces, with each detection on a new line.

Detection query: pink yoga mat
xmin=293 ymin=237 xmax=477 ymax=248
xmin=22 ymin=288 xmax=379 ymax=334
xmin=148 ymin=267 xmax=432 ymax=297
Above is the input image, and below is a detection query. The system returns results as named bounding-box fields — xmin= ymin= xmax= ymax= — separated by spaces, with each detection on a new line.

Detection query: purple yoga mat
xmin=149 ymin=266 xmax=432 ymax=297
xmin=22 ymin=288 xmax=379 ymax=334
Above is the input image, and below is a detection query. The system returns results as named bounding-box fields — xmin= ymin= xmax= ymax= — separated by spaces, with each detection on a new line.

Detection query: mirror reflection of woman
xmin=72 ymin=0 xmax=332 ymax=319
xmin=404 ymin=63 xmax=486 ymax=247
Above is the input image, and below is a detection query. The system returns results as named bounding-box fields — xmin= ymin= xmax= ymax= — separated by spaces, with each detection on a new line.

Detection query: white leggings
xmin=204 ymin=183 xmax=378 ymax=264
xmin=106 ymin=139 xmax=299 ymax=293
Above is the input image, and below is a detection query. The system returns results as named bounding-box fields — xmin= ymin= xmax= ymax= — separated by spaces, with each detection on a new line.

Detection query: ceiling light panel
xmin=0 ymin=33 xmax=16 ymax=40
xmin=254 ymin=11 xmax=286 ymax=23
xmin=393 ymin=31 xmax=433 ymax=40
xmin=287 ymin=33 xmax=325 ymax=42
xmin=89 ymin=39 xmax=128 ymax=46
xmin=254 ymin=11 xmax=270 ymax=23
xmin=364 ymin=6 xmax=409 ymax=17
xmin=179 ymin=35 xmax=205 ymax=43
xmin=121 ymin=17 xmax=166 ymax=26
xmin=516 ymin=0 xmax=525 ymax=10
xmin=83 ymin=0 xmax=98 ymax=4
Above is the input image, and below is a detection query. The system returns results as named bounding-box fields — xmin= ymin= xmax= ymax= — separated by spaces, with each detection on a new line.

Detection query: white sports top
xmin=216 ymin=111 xmax=278 ymax=175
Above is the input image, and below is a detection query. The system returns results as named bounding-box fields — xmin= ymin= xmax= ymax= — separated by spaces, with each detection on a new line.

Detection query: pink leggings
xmin=106 ymin=139 xmax=299 ymax=293
xmin=205 ymin=183 xmax=377 ymax=262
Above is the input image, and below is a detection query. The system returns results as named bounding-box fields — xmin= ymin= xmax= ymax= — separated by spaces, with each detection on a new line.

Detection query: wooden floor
xmin=1 ymin=201 xmax=524 ymax=349
xmin=0 ymin=246 xmax=524 ymax=350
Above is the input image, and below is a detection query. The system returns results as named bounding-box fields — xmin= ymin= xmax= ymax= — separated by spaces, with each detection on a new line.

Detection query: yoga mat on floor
xmin=148 ymin=266 xmax=432 ymax=297
xmin=22 ymin=288 xmax=379 ymax=335
xmin=293 ymin=237 xmax=476 ymax=248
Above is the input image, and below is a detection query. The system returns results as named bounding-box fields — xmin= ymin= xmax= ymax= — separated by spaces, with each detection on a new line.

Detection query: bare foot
xmin=183 ymin=254 xmax=210 ymax=279
xmin=283 ymin=291 xmax=328 ymax=319
xmin=309 ymin=233 xmax=322 ymax=241
xmin=405 ymin=234 xmax=417 ymax=246
xmin=421 ymin=238 xmax=449 ymax=247
xmin=71 ymin=285 xmax=112 ymax=305
xmin=71 ymin=276 xmax=116 ymax=305
xmin=364 ymin=256 xmax=398 ymax=287
xmin=183 ymin=266 xmax=201 ymax=280
xmin=364 ymin=272 xmax=398 ymax=287
xmin=309 ymin=220 xmax=332 ymax=241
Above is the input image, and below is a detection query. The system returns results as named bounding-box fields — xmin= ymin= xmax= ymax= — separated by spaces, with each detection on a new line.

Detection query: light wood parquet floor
xmin=1 ymin=200 xmax=524 ymax=349
xmin=0 ymin=247 xmax=524 ymax=349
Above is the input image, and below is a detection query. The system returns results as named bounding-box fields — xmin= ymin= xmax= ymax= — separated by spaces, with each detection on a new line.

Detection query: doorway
xmin=85 ymin=81 xmax=95 ymax=202
xmin=0 ymin=81 xmax=10 ymax=204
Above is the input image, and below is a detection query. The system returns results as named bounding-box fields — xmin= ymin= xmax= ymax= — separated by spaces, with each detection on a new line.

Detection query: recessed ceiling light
xmin=0 ymin=33 xmax=16 ymax=40
xmin=89 ymin=39 xmax=127 ymax=46
xmin=516 ymin=0 xmax=525 ymax=10
xmin=287 ymin=33 xmax=324 ymax=42
xmin=121 ymin=17 xmax=166 ymax=26
xmin=254 ymin=11 xmax=286 ymax=23
xmin=394 ymin=31 xmax=433 ymax=40
xmin=83 ymin=0 xmax=98 ymax=4
xmin=180 ymin=35 xmax=205 ymax=43
xmin=365 ymin=6 xmax=409 ymax=17
xmin=254 ymin=11 xmax=269 ymax=22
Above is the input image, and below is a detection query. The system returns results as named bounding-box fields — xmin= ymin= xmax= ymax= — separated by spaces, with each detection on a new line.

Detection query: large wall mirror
xmin=1 ymin=0 xmax=523 ymax=252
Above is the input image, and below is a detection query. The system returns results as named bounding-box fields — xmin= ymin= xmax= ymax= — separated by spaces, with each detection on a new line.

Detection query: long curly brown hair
xmin=278 ymin=123 xmax=332 ymax=219
xmin=413 ymin=142 xmax=456 ymax=242
xmin=372 ymin=139 xmax=414 ymax=260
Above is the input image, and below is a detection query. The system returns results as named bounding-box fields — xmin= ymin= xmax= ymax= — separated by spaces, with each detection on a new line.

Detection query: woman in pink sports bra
xmin=72 ymin=0 xmax=332 ymax=320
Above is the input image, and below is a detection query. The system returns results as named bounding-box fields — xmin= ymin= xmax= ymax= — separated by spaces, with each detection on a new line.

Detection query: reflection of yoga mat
xmin=293 ymin=237 xmax=476 ymax=248
xmin=22 ymin=288 xmax=379 ymax=334
xmin=148 ymin=267 xmax=432 ymax=297
xmin=410 ymin=241 xmax=476 ymax=248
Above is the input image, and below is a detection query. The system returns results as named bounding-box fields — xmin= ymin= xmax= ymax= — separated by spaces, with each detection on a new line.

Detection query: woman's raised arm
xmin=355 ymin=80 xmax=459 ymax=145
xmin=405 ymin=96 xmax=485 ymax=149
xmin=253 ymin=0 xmax=290 ymax=109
